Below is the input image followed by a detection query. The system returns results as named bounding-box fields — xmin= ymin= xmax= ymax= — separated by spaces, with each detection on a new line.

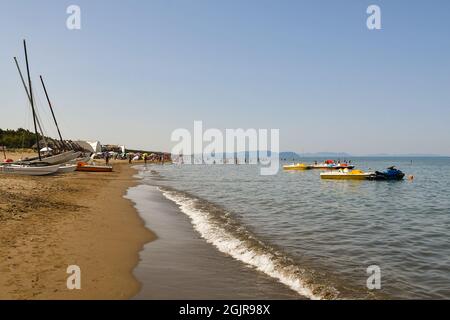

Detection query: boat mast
xmin=13 ymin=57 xmax=48 ymax=149
xmin=40 ymin=75 xmax=65 ymax=150
xmin=23 ymin=39 xmax=41 ymax=160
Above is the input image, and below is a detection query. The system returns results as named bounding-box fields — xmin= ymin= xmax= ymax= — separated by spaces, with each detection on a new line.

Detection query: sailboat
xmin=57 ymin=163 xmax=78 ymax=173
xmin=0 ymin=164 xmax=60 ymax=176
xmin=1 ymin=40 xmax=80 ymax=175
xmin=7 ymin=40 xmax=84 ymax=170
xmin=16 ymin=150 xmax=81 ymax=165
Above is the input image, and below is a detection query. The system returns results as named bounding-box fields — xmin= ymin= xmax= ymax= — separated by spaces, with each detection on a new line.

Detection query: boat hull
xmin=70 ymin=156 xmax=92 ymax=164
xmin=15 ymin=151 xmax=81 ymax=166
xmin=312 ymin=165 xmax=355 ymax=170
xmin=0 ymin=164 xmax=60 ymax=176
xmin=320 ymin=169 xmax=374 ymax=180
xmin=57 ymin=164 xmax=78 ymax=173
xmin=283 ymin=163 xmax=312 ymax=170
xmin=320 ymin=173 xmax=371 ymax=180
xmin=283 ymin=166 xmax=312 ymax=170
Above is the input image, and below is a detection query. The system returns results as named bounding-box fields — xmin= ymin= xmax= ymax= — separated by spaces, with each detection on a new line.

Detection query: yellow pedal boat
xmin=320 ymin=169 xmax=374 ymax=180
xmin=283 ymin=163 xmax=313 ymax=170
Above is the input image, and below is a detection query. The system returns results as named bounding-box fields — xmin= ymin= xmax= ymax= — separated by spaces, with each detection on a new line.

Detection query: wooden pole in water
xmin=23 ymin=39 xmax=41 ymax=160
xmin=40 ymin=75 xmax=65 ymax=149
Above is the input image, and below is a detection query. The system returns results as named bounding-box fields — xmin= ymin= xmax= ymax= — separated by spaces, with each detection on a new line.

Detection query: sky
xmin=0 ymin=0 xmax=449 ymax=155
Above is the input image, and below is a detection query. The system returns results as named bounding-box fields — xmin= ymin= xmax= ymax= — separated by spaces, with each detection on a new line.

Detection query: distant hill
xmin=301 ymin=152 xmax=352 ymax=158
xmin=363 ymin=153 xmax=447 ymax=157
xmin=192 ymin=151 xmax=351 ymax=160
xmin=278 ymin=151 xmax=353 ymax=160
xmin=279 ymin=151 xmax=300 ymax=159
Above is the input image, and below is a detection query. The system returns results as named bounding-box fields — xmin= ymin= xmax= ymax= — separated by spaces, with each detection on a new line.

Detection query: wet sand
xmin=0 ymin=160 xmax=154 ymax=299
xmin=127 ymin=181 xmax=302 ymax=299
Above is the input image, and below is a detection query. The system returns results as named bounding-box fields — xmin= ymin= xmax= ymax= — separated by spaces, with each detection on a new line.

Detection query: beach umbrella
xmin=40 ymin=147 xmax=53 ymax=152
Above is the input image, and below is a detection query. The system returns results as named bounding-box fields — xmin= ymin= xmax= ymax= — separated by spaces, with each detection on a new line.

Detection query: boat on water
xmin=367 ymin=166 xmax=405 ymax=181
xmin=0 ymin=164 xmax=60 ymax=176
xmin=311 ymin=163 xmax=355 ymax=170
xmin=283 ymin=162 xmax=354 ymax=171
xmin=320 ymin=169 xmax=374 ymax=180
xmin=321 ymin=167 xmax=405 ymax=181
xmin=283 ymin=163 xmax=313 ymax=170
xmin=76 ymin=162 xmax=113 ymax=172
xmin=309 ymin=159 xmax=355 ymax=170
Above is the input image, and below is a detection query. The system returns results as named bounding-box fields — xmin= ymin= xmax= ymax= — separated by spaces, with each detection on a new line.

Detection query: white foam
xmin=160 ymin=188 xmax=324 ymax=300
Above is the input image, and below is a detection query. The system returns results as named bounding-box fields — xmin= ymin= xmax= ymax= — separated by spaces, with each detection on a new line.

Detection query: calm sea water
xmin=136 ymin=157 xmax=450 ymax=299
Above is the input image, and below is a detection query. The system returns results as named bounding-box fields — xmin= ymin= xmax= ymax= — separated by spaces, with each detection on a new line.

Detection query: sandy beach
xmin=0 ymin=155 xmax=154 ymax=299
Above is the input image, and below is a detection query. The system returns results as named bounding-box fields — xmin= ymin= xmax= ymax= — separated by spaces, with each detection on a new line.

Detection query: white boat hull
xmin=70 ymin=156 xmax=92 ymax=164
xmin=19 ymin=151 xmax=81 ymax=165
xmin=0 ymin=164 xmax=60 ymax=176
xmin=57 ymin=164 xmax=78 ymax=173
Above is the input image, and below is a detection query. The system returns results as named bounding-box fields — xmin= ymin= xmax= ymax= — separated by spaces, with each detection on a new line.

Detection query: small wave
xmin=159 ymin=187 xmax=339 ymax=300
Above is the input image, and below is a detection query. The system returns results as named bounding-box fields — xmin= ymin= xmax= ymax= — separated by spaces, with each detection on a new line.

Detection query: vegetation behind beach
xmin=0 ymin=128 xmax=39 ymax=149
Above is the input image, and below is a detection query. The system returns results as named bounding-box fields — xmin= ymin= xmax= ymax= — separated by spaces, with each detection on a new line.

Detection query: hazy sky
xmin=1 ymin=0 xmax=449 ymax=155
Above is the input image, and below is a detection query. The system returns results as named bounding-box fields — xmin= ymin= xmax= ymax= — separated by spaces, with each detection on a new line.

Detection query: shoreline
xmin=128 ymin=166 xmax=304 ymax=299
xmin=0 ymin=160 xmax=155 ymax=299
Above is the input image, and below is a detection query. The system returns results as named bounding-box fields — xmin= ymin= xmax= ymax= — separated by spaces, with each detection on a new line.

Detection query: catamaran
xmin=15 ymin=150 xmax=82 ymax=165
xmin=2 ymin=40 xmax=89 ymax=175
xmin=57 ymin=163 xmax=78 ymax=173
xmin=0 ymin=164 xmax=61 ymax=176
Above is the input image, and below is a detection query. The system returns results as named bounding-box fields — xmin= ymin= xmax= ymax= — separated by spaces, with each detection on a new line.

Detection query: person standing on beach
xmin=105 ymin=152 xmax=110 ymax=165
xmin=144 ymin=154 xmax=148 ymax=165
xmin=128 ymin=154 xmax=132 ymax=164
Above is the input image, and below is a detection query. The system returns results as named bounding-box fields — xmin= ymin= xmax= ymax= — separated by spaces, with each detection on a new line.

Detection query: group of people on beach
xmin=97 ymin=151 xmax=171 ymax=165
xmin=127 ymin=152 xmax=171 ymax=164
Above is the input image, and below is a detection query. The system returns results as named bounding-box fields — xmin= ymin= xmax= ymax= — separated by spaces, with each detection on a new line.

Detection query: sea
xmin=127 ymin=157 xmax=450 ymax=299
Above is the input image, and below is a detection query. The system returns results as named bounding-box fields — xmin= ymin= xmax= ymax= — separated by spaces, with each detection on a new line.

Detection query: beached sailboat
xmin=57 ymin=163 xmax=78 ymax=173
xmin=0 ymin=164 xmax=60 ymax=176
xmin=10 ymin=40 xmax=84 ymax=168
xmin=15 ymin=150 xmax=81 ymax=165
xmin=70 ymin=155 xmax=93 ymax=164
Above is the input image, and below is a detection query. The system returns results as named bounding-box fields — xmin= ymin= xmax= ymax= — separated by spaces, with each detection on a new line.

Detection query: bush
xmin=0 ymin=128 xmax=39 ymax=149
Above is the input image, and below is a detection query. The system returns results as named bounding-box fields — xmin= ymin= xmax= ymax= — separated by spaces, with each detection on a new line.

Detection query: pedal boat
xmin=76 ymin=162 xmax=113 ymax=172
xmin=312 ymin=163 xmax=355 ymax=170
xmin=320 ymin=169 xmax=374 ymax=180
xmin=283 ymin=163 xmax=313 ymax=170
